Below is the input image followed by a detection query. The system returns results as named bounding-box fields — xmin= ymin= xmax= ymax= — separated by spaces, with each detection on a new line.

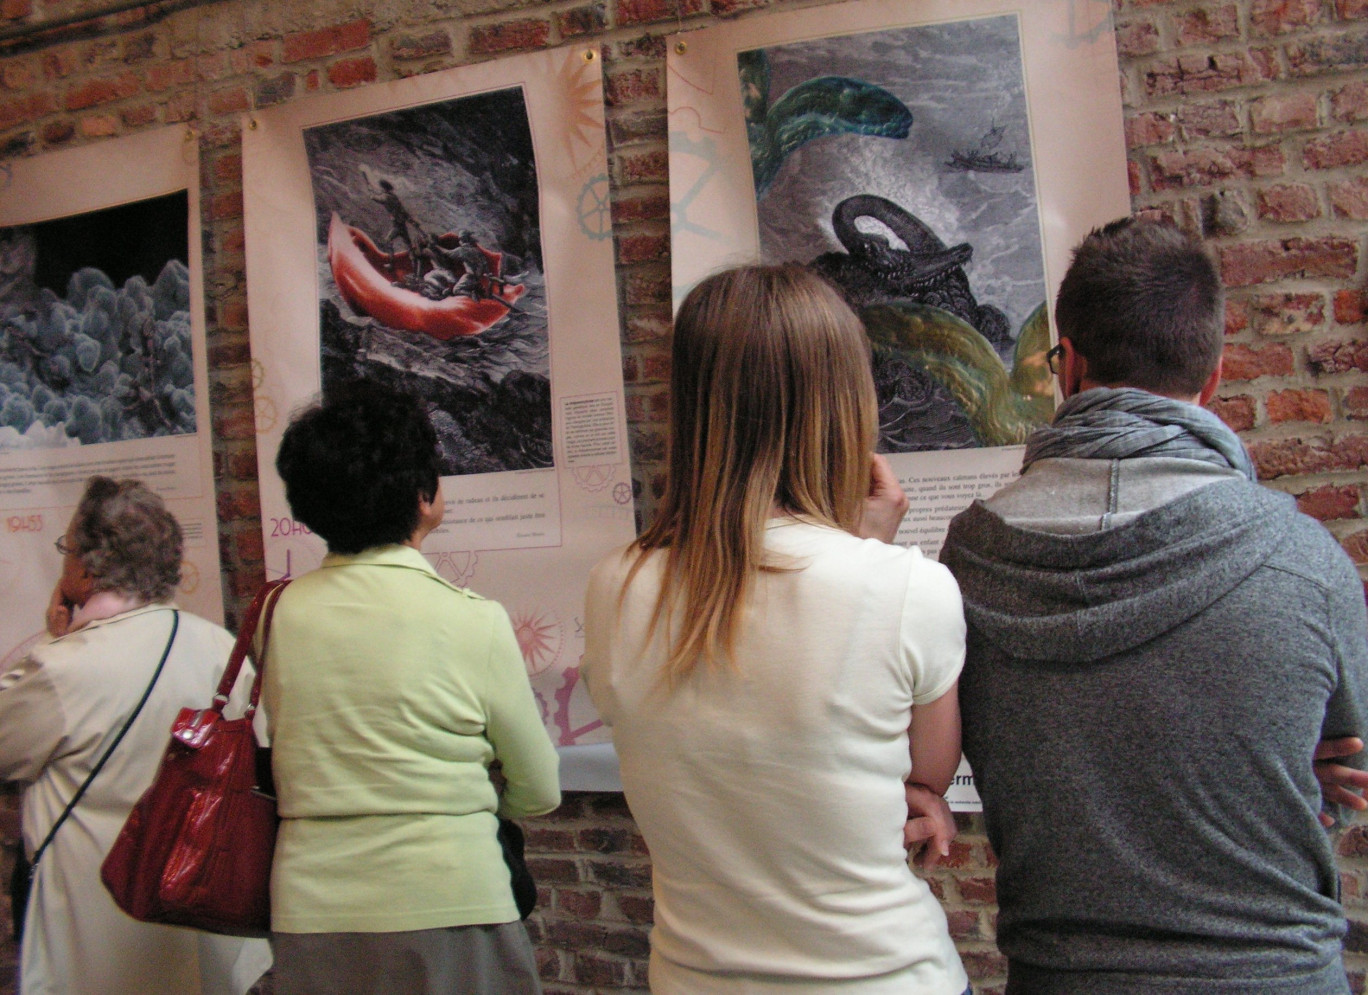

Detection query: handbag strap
xmin=211 ymin=578 xmax=290 ymax=717
xmin=27 ymin=609 xmax=180 ymax=875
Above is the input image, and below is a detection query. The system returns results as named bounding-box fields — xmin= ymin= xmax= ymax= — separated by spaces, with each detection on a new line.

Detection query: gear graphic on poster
xmin=576 ymin=174 xmax=612 ymax=241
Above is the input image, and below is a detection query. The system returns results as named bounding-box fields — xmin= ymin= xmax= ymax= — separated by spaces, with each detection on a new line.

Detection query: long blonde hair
xmin=630 ymin=263 xmax=878 ymax=684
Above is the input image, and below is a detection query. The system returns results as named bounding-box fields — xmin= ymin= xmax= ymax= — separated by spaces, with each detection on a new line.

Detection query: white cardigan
xmin=0 ymin=603 xmax=271 ymax=995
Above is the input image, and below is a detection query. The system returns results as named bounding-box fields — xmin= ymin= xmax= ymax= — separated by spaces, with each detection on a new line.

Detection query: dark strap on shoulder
xmin=27 ymin=609 xmax=180 ymax=877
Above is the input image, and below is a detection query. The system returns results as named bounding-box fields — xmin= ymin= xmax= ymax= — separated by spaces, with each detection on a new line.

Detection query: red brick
xmin=1286 ymin=30 xmax=1368 ymax=76
xmin=1332 ymin=81 xmax=1368 ymax=123
xmin=1174 ymin=5 xmax=1240 ymax=44
xmin=571 ymin=953 xmax=629 ymax=987
xmin=145 ymin=58 xmax=195 ymax=92
xmin=1256 ymin=183 xmax=1322 ymax=222
xmin=208 ymin=190 xmax=243 ymax=222
xmin=1266 ymin=388 xmax=1332 ymax=424
xmin=1129 ymin=158 xmax=1142 ymax=197
xmin=1144 ymin=50 xmax=1277 ymax=98
xmin=617 ymin=232 xmax=667 ymax=265
xmin=711 ymin=0 xmax=768 ymax=14
xmin=1341 ymin=0 xmax=1368 ymax=16
xmin=1150 ymin=145 xmax=1284 ymax=191
xmin=282 ymin=19 xmax=371 ymax=64
xmin=41 ymin=119 xmax=74 ymax=146
xmin=1 ymin=60 xmax=35 ymax=89
xmin=1306 ymin=129 xmax=1368 ymax=169
xmin=556 ymin=4 xmax=609 ymax=37
xmin=614 ymin=894 xmax=654 ymax=924
xmin=391 ymin=31 xmax=450 ymax=61
xmin=1221 ymin=342 xmax=1295 ymax=380
xmin=617 ymin=0 xmax=704 ymax=22
xmin=1126 ymin=111 xmax=1175 ymax=148
xmin=1343 ymin=530 xmax=1368 ymax=565
xmin=1296 ymin=484 xmax=1361 ymax=521
xmin=1330 ymin=176 xmax=1368 ymax=218
xmin=1337 ymin=290 xmax=1368 ymax=324
xmin=79 ymin=114 xmax=117 ymax=137
xmin=1250 ymin=91 xmax=1319 ymax=132
xmin=1346 ymin=385 xmax=1368 ymax=419
xmin=1308 ymin=338 xmax=1368 ymax=374
xmin=946 ymin=908 xmax=983 ymax=940
xmin=64 ymin=71 xmax=139 ymax=111
xmin=469 ymin=19 xmax=550 ymax=55
xmin=604 ymin=68 xmax=662 ymax=107
xmin=1219 ymin=238 xmax=1358 ymax=287
xmin=120 ymin=103 xmax=156 ymax=128
xmin=1 ymin=0 xmax=31 ymax=17
xmin=618 ymin=148 xmax=666 ymax=184
xmin=206 ymin=86 xmax=249 ymax=116
xmin=1248 ymin=435 xmax=1368 ymax=478
xmin=554 ymin=888 xmax=602 ymax=919
xmin=1248 ymin=292 xmax=1326 ymax=336
xmin=1225 ymin=299 xmax=1250 ymax=336
xmin=43 ymin=47 xmax=78 ymax=79
xmin=1251 ymin=0 xmax=1326 ymax=35
xmin=327 ymin=56 xmax=376 ymax=89
xmin=0 ymin=91 xmax=54 ymax=129
xmin=959 ymin=876 xmax=998 ymax=903
xmin=1209 ymin=394 xmax=1257 ymax=432
xmin=1175 ymin=100 xmax=1241 ymax=138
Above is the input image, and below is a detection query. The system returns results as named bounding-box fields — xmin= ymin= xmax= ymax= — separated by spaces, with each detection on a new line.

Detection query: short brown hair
xmin=1054 ymin=218 xmax=1224 ymax=397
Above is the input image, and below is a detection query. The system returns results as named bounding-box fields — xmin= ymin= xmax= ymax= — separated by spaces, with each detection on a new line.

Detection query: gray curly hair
xmin=68 ymin=476 xmax=182 ymax=603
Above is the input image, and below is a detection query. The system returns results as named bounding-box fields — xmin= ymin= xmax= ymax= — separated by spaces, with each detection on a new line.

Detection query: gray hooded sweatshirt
xmin=942 ymin=458 xmax=1368 ymax=994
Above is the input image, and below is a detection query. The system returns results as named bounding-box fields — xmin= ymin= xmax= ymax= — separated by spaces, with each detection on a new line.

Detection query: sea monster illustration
xmin=739 ymin=50 xmax=913 ymax=196
xmin=809 ymin=195 xmax=1012 ymax=356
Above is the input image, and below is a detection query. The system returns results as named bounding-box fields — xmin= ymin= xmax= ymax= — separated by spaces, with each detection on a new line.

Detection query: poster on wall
xmin=243 ymin=47 xmax=633 ymax=786
xmin=667 ymin=0 xmax=1130 ymax=808
xmin=0 ymin=125 xmax=225 ymax=673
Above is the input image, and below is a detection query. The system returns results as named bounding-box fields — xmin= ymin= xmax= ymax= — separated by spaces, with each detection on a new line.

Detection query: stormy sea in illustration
xmin=743 ymin=15 xmax=1053 ymax=453
xmin=0 ymin=226 xmax=196 ymax=450
xmin=306 ymin=88 xmax=551 ymax=478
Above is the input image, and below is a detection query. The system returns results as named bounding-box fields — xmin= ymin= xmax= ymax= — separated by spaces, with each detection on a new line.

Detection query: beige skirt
xmin=271 ymin=921 xmax=541 ymax=995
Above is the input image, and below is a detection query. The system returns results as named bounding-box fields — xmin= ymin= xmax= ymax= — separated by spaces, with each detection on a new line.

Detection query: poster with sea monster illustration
xmin=244 ymin=48 xmax=632 ymax=782
xmin=0 ymin=126 xmax=226 ymax=674
xmin=668 ymin=0 xmax=1129 ymax=807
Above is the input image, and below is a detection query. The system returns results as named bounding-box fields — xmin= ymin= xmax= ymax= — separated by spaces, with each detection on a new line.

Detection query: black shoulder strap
xmin=26 ymin=609 xmax=180 ymax=877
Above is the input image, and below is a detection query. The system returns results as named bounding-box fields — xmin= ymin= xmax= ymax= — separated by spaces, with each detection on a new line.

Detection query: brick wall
xmin=0 ymin=1 xmax=1365 ymax=992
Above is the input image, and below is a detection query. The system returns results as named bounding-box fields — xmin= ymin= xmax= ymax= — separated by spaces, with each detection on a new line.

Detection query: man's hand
xmin=1315 ymin=736 xmax=1368 ymax=828
xmin=45 ymin=583 xmax=72 ymax=638
xmin=904 ymin=781 xmax=955 ymax=870
xmin=859 ymin=453 xmax=910 ymax=543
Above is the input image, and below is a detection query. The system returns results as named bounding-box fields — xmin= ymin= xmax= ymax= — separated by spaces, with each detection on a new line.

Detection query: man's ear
xmin=1198 ymin=357 xmax=1223 ymax=406
xmin=1059 ymin=337 xmax=1087 ymax=399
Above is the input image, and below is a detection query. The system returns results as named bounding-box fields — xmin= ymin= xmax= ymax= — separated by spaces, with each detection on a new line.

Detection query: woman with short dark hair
xmin=0 ymin=476 xmax=270 ymax=995
xmin=266 ymin=378 xmax=560 ymax=995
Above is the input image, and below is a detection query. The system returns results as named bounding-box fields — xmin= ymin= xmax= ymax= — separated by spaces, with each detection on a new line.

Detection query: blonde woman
xmin=582 ymin=264 xmax=969 ymax=994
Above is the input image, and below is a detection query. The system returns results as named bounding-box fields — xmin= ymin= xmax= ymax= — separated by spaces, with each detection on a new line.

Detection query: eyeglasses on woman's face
xmin=1045 ymin=344 xmax=1065 ymax=376
xmin=54 ymin=534 xmax=73 ymax=556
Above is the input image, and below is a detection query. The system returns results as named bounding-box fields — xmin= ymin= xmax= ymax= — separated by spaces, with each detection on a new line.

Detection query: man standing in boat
xmin=371 ymin=178 xmax=422 ymax=265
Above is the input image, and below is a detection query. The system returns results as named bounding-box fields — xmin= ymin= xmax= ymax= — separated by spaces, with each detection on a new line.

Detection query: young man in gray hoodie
xmin=939 ymin=218 xmax=1368 ymax=994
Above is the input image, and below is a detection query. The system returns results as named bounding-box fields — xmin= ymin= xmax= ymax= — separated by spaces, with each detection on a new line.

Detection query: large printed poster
xmin=0 ymin=126 xmax=225 ymax=672
xmin=244 ymin=49 xmax=633 ymax=783
xmin=668 ymin=0 xmax=1130 ymax=807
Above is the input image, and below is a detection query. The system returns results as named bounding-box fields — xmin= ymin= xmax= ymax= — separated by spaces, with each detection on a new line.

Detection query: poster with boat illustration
xmin=0 ymin=125 xmax=227 ymax=675
xmin=669 ymin=0 xmax=1128 ymax=809
xmin=668 ymin=0 xmax=1128 ymax=555
xmin=244 ymin=48 xmax=633 ymax=772
xmin=303 ymin=89 xmax=550 ymax=477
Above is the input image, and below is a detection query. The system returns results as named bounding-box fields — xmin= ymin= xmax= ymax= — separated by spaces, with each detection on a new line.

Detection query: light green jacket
xmin=263 ymin=545 xmax=560 ymax=933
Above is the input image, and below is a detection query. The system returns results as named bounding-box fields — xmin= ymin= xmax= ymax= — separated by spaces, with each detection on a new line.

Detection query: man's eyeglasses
xmin=54 ymin=534 xmax=73 ymax=556
xmin=1045 ymin=344 xmax=1065 ymax=376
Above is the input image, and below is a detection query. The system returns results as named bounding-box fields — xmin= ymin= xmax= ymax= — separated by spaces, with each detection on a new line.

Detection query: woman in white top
xmin=582 ymin=263 xmax=970 ymax=994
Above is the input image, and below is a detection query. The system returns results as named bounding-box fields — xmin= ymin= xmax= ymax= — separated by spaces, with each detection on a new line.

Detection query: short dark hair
xmin=276 ymin=379 xmax=441 ymax=555
xmin=1054 ymin=218 xmax=1224 ymax=397
xmin=70 ymin=476 xmax=182 ymax=602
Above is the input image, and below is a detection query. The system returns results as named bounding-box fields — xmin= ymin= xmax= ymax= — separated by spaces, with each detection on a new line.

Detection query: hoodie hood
xmin=941 ymin=479 xmax=1297 ymax=664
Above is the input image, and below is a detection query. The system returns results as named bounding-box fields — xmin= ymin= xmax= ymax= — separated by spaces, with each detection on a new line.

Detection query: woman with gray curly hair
xmin=0 ymin=476 xmax=270 ymax=995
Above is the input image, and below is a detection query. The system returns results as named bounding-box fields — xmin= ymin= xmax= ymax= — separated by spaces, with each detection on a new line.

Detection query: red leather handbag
xmin=100 ymin=579 xmax=290 ymax=938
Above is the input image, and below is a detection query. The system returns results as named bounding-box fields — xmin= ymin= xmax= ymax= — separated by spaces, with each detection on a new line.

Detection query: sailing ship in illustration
xmin=947 ymin=124 xmax=1025 ymax=173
